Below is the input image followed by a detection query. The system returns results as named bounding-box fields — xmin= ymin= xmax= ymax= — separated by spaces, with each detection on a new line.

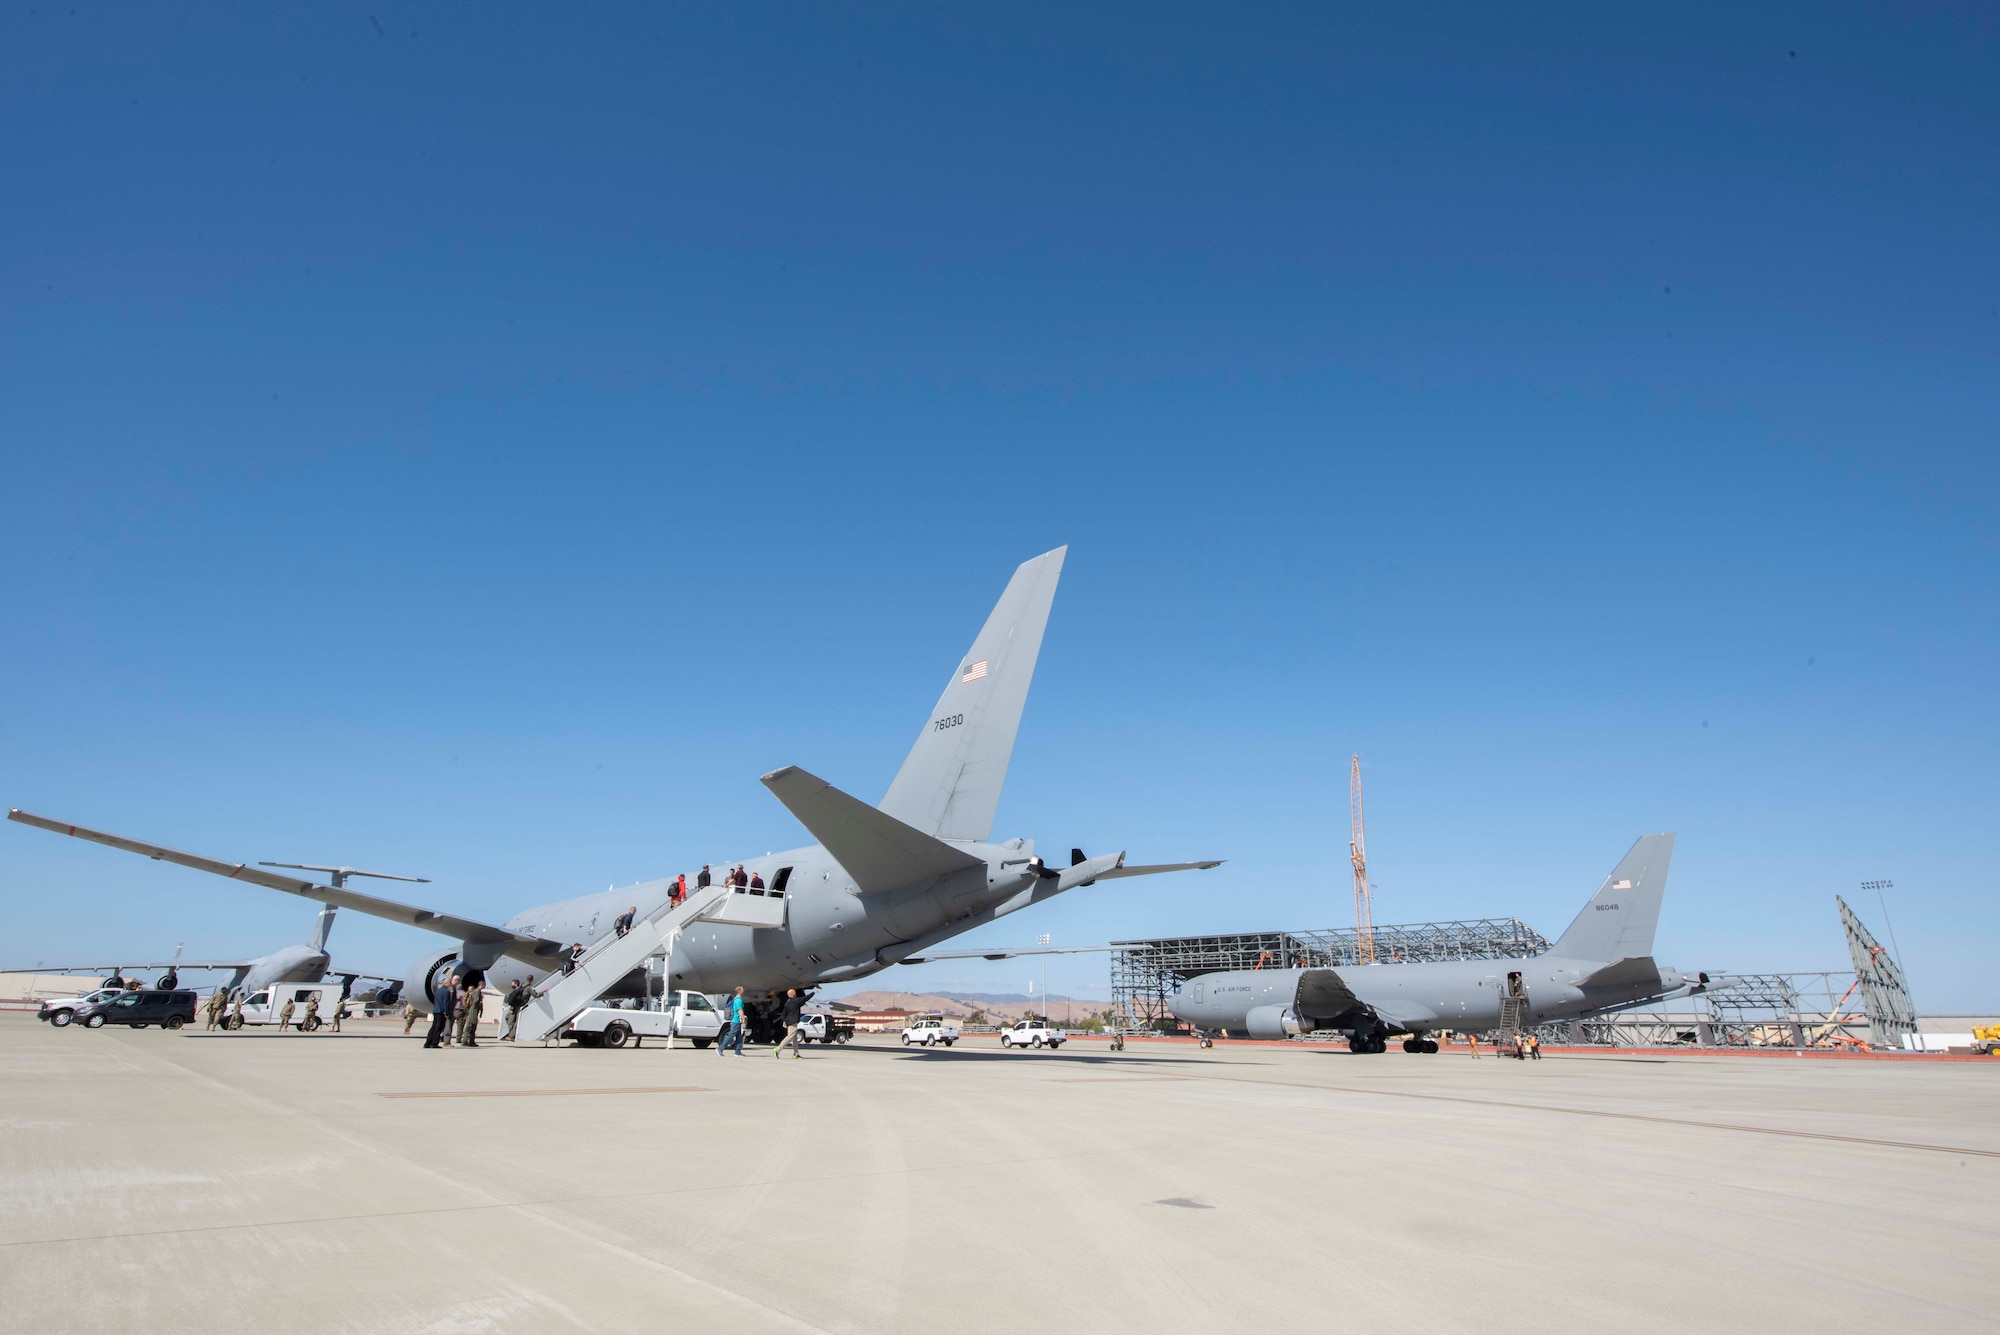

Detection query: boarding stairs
xmin=512 ymin=882 xmax=789 ymax=1044
xmin=1497 ymin=976 xmax=1528 ymax=1054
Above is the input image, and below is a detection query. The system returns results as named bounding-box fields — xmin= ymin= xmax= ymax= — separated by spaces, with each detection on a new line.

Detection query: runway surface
xmin=2 ymin=1014 xmax=1995 ymax=1333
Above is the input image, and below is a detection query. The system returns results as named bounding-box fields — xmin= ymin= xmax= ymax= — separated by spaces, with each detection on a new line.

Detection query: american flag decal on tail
xmin=961 ymin=660 xmax=988 ymax=683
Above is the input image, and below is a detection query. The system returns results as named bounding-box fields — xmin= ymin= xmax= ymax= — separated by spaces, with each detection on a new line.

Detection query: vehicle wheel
xmin=943 ymin=1039 xmax=954 ymax=1047
xmin=692 ymin=1038 xmax=712 ymax=1049
xmin=165 ymin=1016 xmax=185 ymax=1030
xmin=85 ymin=1014 xmax=105 ymax=1028
xmin=1032 ymin=1035 xmax=1044 ymax=1048
xmin=901 ymin=1035 xmax=910 ymax=1046
xmin=836 ymin=1035 xmax=848 ymax=1044
xmin=603 ymin=1022 xmax=630 ymax=1049
xmin=302 ymin=1017 xmax=320 ymax=1032
xmin=50 ymin=1011 xmax=72 ymax=1028
xmin=228 ymin=1016 xmax=243 ymax=1030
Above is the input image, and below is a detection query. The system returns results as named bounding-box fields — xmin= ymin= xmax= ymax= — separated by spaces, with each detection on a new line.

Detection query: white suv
xmin=38 ymin=989 xmax=129 ymax=1027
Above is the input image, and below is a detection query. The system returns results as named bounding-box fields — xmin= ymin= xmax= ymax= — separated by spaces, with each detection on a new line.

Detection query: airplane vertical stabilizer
xmin=879 ymin=547 xmax=1066 ymax=843
xmin=1550 ymin=833 xmax=1676 ymax=963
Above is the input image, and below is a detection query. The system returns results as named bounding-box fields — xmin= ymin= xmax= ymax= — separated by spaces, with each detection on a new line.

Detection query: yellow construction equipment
xmin=1973 ymin=1024 xmax=2000 ymax=1056
xmin=1349 ymin=755 xmax=1375 ymax=965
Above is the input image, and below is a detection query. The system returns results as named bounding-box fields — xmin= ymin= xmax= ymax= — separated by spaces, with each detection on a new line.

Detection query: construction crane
xmin=1349 ymin=754 xmax=1375 ymax=964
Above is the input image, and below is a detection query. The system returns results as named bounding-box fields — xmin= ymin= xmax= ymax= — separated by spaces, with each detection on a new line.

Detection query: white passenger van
xmin=228 ymin=982 xmax=346 ymax=1030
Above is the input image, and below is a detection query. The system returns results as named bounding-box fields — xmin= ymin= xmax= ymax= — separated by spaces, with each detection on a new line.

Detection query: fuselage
xmin=463 ymin=836 xmax=1061 ymax=997
xmin=1170 ymin=954 xmax=1698 ymax=1037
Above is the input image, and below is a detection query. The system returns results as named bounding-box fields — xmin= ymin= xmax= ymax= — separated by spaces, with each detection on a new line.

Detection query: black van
xmin=75 ymin=989 xmax=200 ymax=1030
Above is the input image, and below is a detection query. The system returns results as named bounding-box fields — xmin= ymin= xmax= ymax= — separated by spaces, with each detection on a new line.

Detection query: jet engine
xmin=1245 ymin=1004 xmax=1305 ymax=1039
xmin=402 ymin=948 xmax=462 ymax=1015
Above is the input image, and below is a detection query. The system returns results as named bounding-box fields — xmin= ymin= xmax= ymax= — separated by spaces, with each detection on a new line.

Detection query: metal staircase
xmin=1497 ymin=971 xmax=1527 ymax=1051
xmin=512 ymin=883 xmax=787 ymax=1044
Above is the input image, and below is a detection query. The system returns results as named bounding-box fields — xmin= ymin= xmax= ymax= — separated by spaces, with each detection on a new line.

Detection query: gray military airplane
xmin=12 ymin=893 xmax=411 ymax=1001
xmin=11 ymin=547 xmax=1219 ymax=1013
xmin=1169 ymin=833 xmax=1704 ymax=1051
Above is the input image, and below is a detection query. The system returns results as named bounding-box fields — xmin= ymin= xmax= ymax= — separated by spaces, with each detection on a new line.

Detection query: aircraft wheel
xmin=1422 ymin=1039 xmax=1439 ymax=1053
xmin=50 ymin=1011 xmax=72 ymax=1027
xmin=1402 ymin=1039 xmax=1418 ymax=1053
xmin=165 ymin=1016 xmax=185 ymax=1030
xmin=603 ymin=1022 xmax=630 ymax=1049
xmin=85 ymin=1013 xmax=106 ymax=1028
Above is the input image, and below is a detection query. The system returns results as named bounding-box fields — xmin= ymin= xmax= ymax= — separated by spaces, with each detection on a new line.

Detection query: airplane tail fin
xmin=878 ymin=547 xmax=1066 ymax=842
xmin=1549 ymin=833 xmax=1676 ymax=963
xmin=310 ymin=904 xmax=338 ymax=954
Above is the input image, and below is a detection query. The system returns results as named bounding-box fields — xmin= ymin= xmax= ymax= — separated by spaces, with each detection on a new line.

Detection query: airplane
xmin=10 ymin=893 xmax=410 ymax=1001
xmin=10 ymin=547 xmax=1220 ymax=1016
xmin=1168 ymin=833 xmax=1706 ymax=1052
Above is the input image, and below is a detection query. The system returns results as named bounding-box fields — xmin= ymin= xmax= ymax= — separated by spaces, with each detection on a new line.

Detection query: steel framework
xmin=1110 ymin=917 xmax=1550 ymax=1031
xmin=1530 ymin=970 xmax=1877 ymax=1049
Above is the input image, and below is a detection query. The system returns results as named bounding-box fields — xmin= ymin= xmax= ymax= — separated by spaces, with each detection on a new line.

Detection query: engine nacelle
xmin=401 ymin=948 xmax=462 ymax=1015
xmin=1245 ymin=1004 xmax=1305 ymax=1039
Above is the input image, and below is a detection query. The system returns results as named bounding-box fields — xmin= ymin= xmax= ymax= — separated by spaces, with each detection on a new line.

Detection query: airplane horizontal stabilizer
xmin=1094 ymin=860 xmax=1223 ymax=879
xmin=7 ymin=809 xmax=565 ymax=960
xmin=1578 ymin=955 xmax=1662 ymax=988
xmin=897 ymin=944 xmax=1121 ymax=964
xmin=760 ymin=767 xmax=984 ymax=895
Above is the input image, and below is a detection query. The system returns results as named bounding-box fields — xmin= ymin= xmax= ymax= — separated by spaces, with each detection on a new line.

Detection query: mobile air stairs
xmin=1496 ymin=970 xmax=1528 ymax=1058
xmin=512 ymin=882 xmax=788 ymax=1044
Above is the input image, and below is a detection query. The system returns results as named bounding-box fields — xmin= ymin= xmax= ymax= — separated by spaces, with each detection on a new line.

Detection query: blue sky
xmin=2 ymin=5 xmax=1994 ymax=1010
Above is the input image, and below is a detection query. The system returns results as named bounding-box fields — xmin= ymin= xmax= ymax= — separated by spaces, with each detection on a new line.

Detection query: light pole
xmin=1037 ymin=933 xmax=1051 ymax=1021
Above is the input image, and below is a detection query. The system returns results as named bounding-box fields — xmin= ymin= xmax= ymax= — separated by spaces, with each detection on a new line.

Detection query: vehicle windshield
xmin=114 ymin=995 xmax=138 ymax=1007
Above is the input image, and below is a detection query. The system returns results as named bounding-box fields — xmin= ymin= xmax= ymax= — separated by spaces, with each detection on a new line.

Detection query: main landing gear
xmin=1401 ymin=1037 xmax=1440 ymax=1053
xmin=1348 ymin=1031 xmax=1388 ymax=1054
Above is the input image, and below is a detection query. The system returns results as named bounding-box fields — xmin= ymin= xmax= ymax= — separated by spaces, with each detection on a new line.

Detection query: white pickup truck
xmin=565 ymin=992 xmax=725 ymax=1049
xmin=998 ymin=1018 xmax=1066 ymax=1050
xmin=38 ymin=988 xmax=131 ymax=1027
xmin=900 ymin=1016 xmax=960 ymax=1047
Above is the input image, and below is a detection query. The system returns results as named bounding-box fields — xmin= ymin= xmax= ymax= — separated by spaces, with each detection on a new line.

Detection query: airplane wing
xmin=1092 ymin=861 xmax=1223 ymax=879
xmin=897 ymin=944 xmax=1128 ymax=964
xmin=3 ymin=960 xmax=254 ymax=973
xmin=8 ymin=810 xmax=567 ymax=963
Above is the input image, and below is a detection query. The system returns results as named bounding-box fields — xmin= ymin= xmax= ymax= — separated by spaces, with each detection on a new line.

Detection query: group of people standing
xmin=416 ymin=971 xmax=539 ymax=1047
xmin=198 ymin=986 xmax=345 ymax=1032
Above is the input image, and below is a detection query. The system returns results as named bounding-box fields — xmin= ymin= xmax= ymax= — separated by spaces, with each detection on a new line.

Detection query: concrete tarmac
xmin=2 ymin=1014 xmax=1995 ymax=1334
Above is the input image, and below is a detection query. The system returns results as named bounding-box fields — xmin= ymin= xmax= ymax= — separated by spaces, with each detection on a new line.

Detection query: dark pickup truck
xmin=73 ymin=989 xmax=200 ymax=1030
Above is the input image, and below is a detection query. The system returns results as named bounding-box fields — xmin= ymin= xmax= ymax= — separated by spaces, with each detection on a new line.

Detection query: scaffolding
xmin=1531 ymin=970 xmax=1876 ymax=1049
xmin=1110 ymin=918 xmax=1550 ymax=1031
xmin=1838 ymin=895 xmax=1919 ymax=1050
